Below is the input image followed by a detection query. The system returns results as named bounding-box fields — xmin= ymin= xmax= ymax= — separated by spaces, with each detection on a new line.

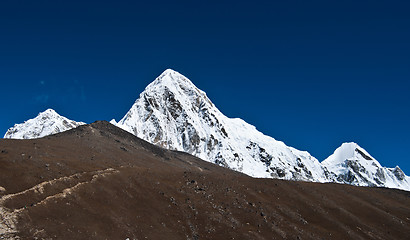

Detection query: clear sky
xmin=1 ymin=0 xmax=409 ymax=173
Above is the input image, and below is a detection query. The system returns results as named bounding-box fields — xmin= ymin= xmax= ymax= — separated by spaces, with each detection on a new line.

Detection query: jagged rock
xmin=114 ymin=69 xmax=328 ymax=182
xmin=323 ymin=142 xmax=410 ymax=190
xmin=3 ymin=69 xmax=410 ymax=191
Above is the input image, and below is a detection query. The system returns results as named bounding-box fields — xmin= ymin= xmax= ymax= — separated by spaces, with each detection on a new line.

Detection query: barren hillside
xmin=0 ymin=121 xmax=409 ymax=239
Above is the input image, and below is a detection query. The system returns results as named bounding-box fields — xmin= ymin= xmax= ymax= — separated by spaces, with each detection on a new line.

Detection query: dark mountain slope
xmin=0 ymin=121 xmax=409 ymax=239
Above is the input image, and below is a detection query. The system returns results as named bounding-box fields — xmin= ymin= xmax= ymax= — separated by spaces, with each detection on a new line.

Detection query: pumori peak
xmin=115 ymin=69 xmax=329 ymax=181
xmin=4 ymin=70 xmax=409 ymax=191
xmin=4 ymin=109 xmax=85 ymax=139
xmin=143 ymin=69 xmax=214 ymax=109
xmin=322 ymin=142 xmax=410 ymax=190
xmin=148 ymin=69 xmax=200 ymax=90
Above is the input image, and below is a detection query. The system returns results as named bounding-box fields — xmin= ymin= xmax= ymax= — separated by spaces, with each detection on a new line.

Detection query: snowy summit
xmin=115 ymin=69 xmax=333 ymax=181
xmin=4 ymin=109 xmax=85 ymax=139
xmin=322 ymin=142 xmax=410 ymax=190
xmin=4 ymin=69 xmax=410 ymax=191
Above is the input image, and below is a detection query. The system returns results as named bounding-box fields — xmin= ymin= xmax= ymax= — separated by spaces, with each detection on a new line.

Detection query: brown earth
xmin=0 ymin=121 xmax=409 ymax=240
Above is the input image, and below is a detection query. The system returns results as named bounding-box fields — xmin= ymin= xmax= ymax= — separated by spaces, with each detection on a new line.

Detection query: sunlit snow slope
xmin=4 ymin=69 xmax=409 ymax=191
xmin=4 ymin=109 xmax=85 ymax=139
xmin=322 ymin=142 xmax=410 ymax=190
xmin=115 ymin=69 xmax=330 ymax=181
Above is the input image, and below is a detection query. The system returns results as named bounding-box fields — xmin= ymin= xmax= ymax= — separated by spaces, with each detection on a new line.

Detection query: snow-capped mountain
xmin=322 ymin=142 xmax=410 ymax=190
xmin=114 ymin=69 xmax=330 ymax=181
xmin=3 ymin=69 xmax=409 ymax=191
xmin=4 ymin=109 xmax=85 ymax=139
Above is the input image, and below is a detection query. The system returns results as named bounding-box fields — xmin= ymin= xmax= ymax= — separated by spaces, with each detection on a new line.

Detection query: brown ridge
xmin=0 ymin=121 xmax=409 ymax=239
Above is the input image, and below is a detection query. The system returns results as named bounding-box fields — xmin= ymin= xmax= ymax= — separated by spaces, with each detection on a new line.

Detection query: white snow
xmin=4 ymin=69 xmax=409 ymax=191
xmin=4 ymin=109 xmax=85 ymax=139
xmin=322 ymin=142 xmax=410 ymax=191
xmin=114 ymin=69 xmax=330 ymax=182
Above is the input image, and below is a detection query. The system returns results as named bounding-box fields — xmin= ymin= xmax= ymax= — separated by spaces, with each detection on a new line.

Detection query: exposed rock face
xmin=111 ymin=70 xmax=410 ymax=191
xmin=322 ymin=142 xmax=410 ymax=190
xmin=115 ymin=69 xmax=329 ymax=181
xmin=4 ymin=109 xmax=85 ymax=139
xmin=1 ymin=121 xmax=409 ymax=239
xmin=3 ymin=69 xmax=410 ymax=191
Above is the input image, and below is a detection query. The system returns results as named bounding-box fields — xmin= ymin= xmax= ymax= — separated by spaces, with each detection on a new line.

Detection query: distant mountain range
xmin=4 ymin=69 xmax=409 ymax=191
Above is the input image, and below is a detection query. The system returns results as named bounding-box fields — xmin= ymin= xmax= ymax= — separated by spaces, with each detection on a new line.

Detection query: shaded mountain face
xmin=0 ymin=121 xmax=409 ymax=239
xmin=115 ymin=69 xmax=329 ymax=182
xmin=3 ymin=109 xmax=85 ymax=139
xmin=322 ymin=142 xmax=410 ymax=190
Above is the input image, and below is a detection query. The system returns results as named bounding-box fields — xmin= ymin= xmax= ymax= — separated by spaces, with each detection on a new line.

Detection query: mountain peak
xmin=42 ymin=108 xmax=58 ymax=115
xmin=154 ymin=68 xmax=179 ymax=84
xmin=340 ymin=142 xmax=359 ymax=148
xmin=323 ymin=142 xmax=374 ymax=165
xmin=115 ymin=69 xmax=329 ymax=181
xmin=4 ymin=109 xmax=85 ymax=139
xmin=36 ymin=108 xmax=63 ymax=120
xmin=116 ymin=70 xmax=219 ymax=148
xmin=4 ymin=70 xmax=409 ymax=191
xmin=161 ymin=68 xmax=179 ymax=76
xmin=323 ymin=142 xmax=410 ymax=190
xmin=132 ymin=69 xmax=215 ymax=119
xmin=145 ymin=69 xmax=199 ymax=94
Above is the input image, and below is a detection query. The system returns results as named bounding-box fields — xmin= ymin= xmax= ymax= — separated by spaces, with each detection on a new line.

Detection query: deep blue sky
xmin=1 ymin=0 xmax=409 ymax=173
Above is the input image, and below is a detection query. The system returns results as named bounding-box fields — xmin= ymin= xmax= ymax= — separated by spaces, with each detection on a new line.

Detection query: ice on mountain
xmin=322 ymin=142 xmax=410 ymax=191
xmin=4 ymin=69 xmax=409 ymax=191
xmin=4 ymin=109 xmax=85 ymax=139
xmin=115 ymin=69 xmax=329 ymax=182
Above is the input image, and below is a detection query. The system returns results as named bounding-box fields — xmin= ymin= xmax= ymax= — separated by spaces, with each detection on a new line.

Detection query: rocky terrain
xmin=5 ymin=69 xmax=409 ymax=191
xmin=0 ymin=121 xmax=409 ymax=239
xmin=114 ymin=69 xmax=329 ymax=182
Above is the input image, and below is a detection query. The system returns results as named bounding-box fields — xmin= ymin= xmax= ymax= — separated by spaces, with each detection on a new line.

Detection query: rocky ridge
xmin=115 ymin=69 xmax=329 ymax=182
xmin=1 ymin=121 xmax=409 ymax=239
xmin=3 ymin=70 xmax=410 ymax=191
xmin=323 ymin=142 xmax=410 ymax=190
